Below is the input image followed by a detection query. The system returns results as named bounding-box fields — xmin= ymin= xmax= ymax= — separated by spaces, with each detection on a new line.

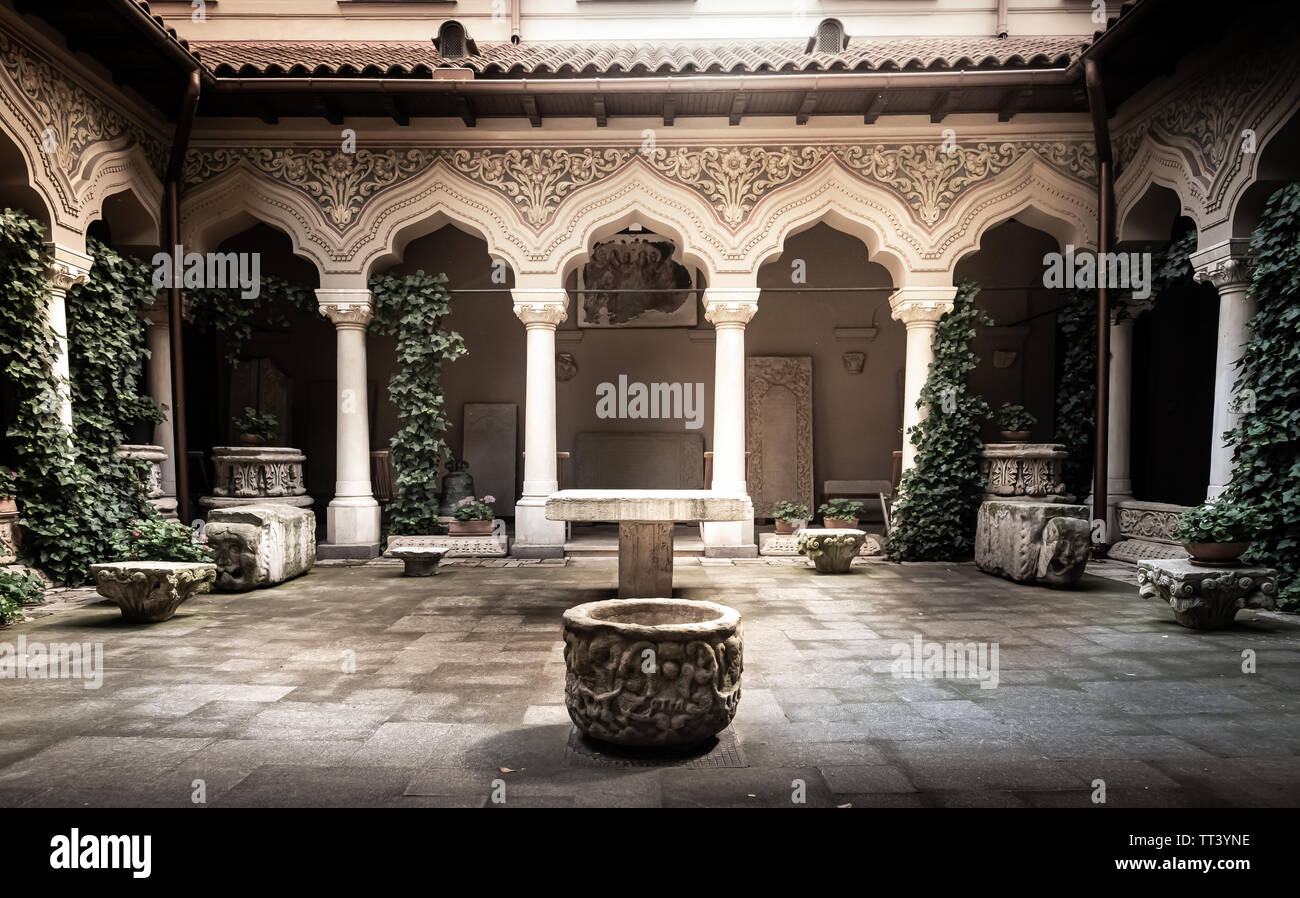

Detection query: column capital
xmin=889 ymin=286 xmax=957 ymax=326
xmin=703 ymin=287 xmax=759 ymax=327
xmin=1190 ymin=238 xmax=1252 ymax=291
xmin=46 ymin=242 xmax=92 ymax=293
xmin=512 ymin=288 xmax=569 ymax=327
xmin=317 ymin=289 xmax=374 ymax=328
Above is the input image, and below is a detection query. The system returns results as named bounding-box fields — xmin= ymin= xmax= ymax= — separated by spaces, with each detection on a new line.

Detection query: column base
xmin=701 ymin=517 xmax=757 ymax=557
xmin=513 ymin=498 xmax=565 ymax=558
xmin=325 ymin=497 xmax=381 ymax=558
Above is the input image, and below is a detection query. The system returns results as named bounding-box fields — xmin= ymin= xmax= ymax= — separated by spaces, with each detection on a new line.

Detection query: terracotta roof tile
xmin=191 ymin=36 xmax=1087 ymax=79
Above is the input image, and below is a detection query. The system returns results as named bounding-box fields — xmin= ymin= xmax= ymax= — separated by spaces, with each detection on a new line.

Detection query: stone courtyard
xmin=2 ymin=559 xmax=1296 ymax=808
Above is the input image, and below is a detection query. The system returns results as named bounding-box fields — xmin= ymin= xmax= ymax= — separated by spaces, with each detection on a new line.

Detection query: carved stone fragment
xmin=1137 ymin=559 xmax=1278 ymax=629
xmin=975 ymin=501 xmax=1090 ymax=588
xmin=797 ymin=529 xmax=868 ymax=573
xmin=205 ymin=504 xmax=316 ymax=592
xmin=90 ymin=561 xmax=217 ymax=623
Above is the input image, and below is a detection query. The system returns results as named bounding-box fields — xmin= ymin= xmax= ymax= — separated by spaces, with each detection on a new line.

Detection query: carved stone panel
xmin=463 ymin=403 xmax=517 ymax=514
xmin=746 ymin=356 xmax=813 ymax=519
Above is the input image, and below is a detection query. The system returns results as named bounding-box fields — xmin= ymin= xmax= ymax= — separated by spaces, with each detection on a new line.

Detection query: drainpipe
xmin=996 ymin=0 xmax=1009 ymax=37
xmin=511 ymin=0 xmax=521 ymax=43
xmin=1084 ymin=57 xmax=1112 ymax=554
xmin=164 ymin=68 xmax=201 ymax=526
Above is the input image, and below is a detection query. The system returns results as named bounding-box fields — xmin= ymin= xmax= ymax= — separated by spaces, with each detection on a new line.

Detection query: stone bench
xmin=546 ymin=490 xmax=750 ymax=598
xmin=90 ymin=561 xmax=217 ymax=623
xmin=975 ymin=501 xmax=1091 ymax=588
xmin=388 ymin=545 xmax=449 ymax=577
xmin=797 ymin=529 xmax=868 ymax=573
xmin=206 ymin=504 xmax=315 ymax=592
xmin=1137 ymin=559 xmax=1278 ymax=629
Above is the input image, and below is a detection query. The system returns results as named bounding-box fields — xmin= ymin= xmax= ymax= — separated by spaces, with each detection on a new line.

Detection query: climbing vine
xmin=370 ymin=270 xmax=467 ymax=534
xmin=0 ymin=212 xmax=161 ymax=585
xmin=1221 ymin=182 xmax=1300 ymax=609
xmin=886 ymin=282 xmax=992 ymax=561
xmin=186 ymin=274 xmax=319 ymax=366
xmin=1054 ymin=288 xmax=1096 ymax=500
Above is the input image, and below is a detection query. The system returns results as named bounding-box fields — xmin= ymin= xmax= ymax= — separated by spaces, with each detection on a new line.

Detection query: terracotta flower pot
xmin=449 ymin=519 xmax=493 ymax=536
xmin=999 ymin=430 xmax=1032 ymax=442
xmin=774 ymin=519 xmax=806 ymax=535
xmin=1184 ymin=540 xmax=1250 ymax=566
xmin=237 ymin=433 xmax=266 ymax=446
xmin=824 ymin=517 xmax=858 ymax=530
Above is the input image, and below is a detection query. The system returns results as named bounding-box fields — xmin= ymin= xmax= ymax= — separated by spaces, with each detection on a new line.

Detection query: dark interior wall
xmin=1131 ymin=279 xmax=1218 ymax=505
xmin=954 ymin=219 xmax=1062 ymax=443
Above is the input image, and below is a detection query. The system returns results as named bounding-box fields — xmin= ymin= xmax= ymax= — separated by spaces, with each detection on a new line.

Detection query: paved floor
xmin=1 ymin=558 xmax=1297 ymax=807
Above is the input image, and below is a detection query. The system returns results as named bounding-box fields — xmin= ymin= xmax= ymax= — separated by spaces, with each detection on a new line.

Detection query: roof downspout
xmin=1084 ymin=56 xmax=1113 ymax=555
xmin=996 ymin=0 xmax=1009 ymax=37
xmin=511 ymin=0 xmax=521 ymax=43
xmin=164 ymin=68 xmax=201 ymax=526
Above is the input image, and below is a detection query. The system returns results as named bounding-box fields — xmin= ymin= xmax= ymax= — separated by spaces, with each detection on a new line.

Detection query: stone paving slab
xmin=0 ymin=559 xmax=1297 ymax=807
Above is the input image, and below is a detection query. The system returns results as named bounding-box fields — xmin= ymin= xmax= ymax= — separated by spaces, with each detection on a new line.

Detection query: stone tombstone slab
xmin=746 ymin=356 xmax=813 ymax=519
xmin=975 ymin=501 xmax=1091 ymax=589
xmin=573 ymin=432 xmax=704 ymax=490
xmin=1137 ymin=559 xmax=1279 ymax=629
xmin=205 ymin=504 xmax=316 ymax=592
xmin=463 ymin=404 xmax=516 ymax=516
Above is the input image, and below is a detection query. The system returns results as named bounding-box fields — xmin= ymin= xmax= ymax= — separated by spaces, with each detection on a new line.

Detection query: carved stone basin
xmin=562 ymin=598 xmax=743 ymax=747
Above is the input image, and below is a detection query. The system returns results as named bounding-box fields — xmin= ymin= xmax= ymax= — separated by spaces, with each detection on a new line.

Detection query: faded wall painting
xmin=578 ymin=233 xmax=696 ymax=328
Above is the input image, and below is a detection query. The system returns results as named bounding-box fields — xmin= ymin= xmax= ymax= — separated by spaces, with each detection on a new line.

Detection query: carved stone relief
xmin=746 ymin=356 xmax=813 ymax=519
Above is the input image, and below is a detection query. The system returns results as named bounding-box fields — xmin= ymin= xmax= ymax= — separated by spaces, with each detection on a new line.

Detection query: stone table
xmin=1137 ymin=559 xmax=1279 ymax=629
xmin=546 ymin=490 xmax=750 ymax=598
xmin=389 ymin=545 xmax=449 ymax=577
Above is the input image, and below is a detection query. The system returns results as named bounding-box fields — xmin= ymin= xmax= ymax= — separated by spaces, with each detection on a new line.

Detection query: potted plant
xmin=233 ymin=406 xmax=279 ymax=446
xmin=773 ymin=500 xmax=811 ymax=534
xmin=1172 ymin=501 xmax=1263 ymax=566
xmin=450 ymin=495 xmax=496 ymax=535
xmin=996 ymin=402 xmax=1036 ymax=441
xmin=819 ymin=498 xmax=865 ymax=530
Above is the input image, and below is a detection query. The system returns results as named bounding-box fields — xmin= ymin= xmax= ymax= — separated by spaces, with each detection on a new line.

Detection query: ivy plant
xmin=1053 ymin=287 xmax=1096 ymax=500
xmin=886 ymin=282 xmax=993 ymax=561
xmin=0 ymin=567 xmax=45 ymax=626
xmin=185 ymin=274 xmax=319 ymax=367
xmin=369 ymin=270 xmax=467 ymax=534
xmin=1220 ymin=182 xmax=1300 ymax=609
xmin=0 ymin=211 xmax=163 ymax=585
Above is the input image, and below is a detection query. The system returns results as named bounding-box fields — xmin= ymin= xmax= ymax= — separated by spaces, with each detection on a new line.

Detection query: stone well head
xmin=561 ymin=598 xmax=743 ymax=747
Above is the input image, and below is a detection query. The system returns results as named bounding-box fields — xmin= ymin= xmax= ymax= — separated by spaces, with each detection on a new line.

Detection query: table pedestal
xmin=619 ymin=522 xmax=674 ymax=598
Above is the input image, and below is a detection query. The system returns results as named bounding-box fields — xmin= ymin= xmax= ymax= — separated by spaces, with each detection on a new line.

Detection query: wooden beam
xmin=593 ymin=95 xmax=607 ymax=127
xmin=314 ymin=96 xmax=344 ymax=126
xmin=929 ymin=90 xmax=962 ymax=124
xmin=254 ymin=99 xmax=279 ymax=126
xmin=795 ymin=91 xmax=818 ymax=125
xmin=863 ymin=91 xmax=887 ymax=124
xmin=454 ymin=95 xmax=476 ymax=128
xmin=662 ymin=95 xmax=676 ymax=127
xmin=381 ymin=95 xmax=409 ymax=126
xmin=728 ymin=92 xmax=747 ymax=126
xmin=997 ymin=87 xmax=1033 ymax=123
xmin=522 ymin=94 xmax=542 ymax=127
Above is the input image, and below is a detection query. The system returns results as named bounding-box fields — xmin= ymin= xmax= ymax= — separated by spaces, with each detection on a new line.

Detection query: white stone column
xmin=512 ymin=288 xmax=568 ymax=557
xmin=890 ymin=287 xmax=957 ymax=471
xmin=1102 ymin=303 xmax=1149 ymax=537
xmin=702 ymin=287 xmax=758 ymax=557
xmin=1191 ymin=240 xmax=1254 ymax=500
xmin=143 ymin=300 xmax=178 ymax=516
xmin=45 ymin=243 xmax=93 ymax=430
xmin=318 ymin=290 xmax=381 ymax=557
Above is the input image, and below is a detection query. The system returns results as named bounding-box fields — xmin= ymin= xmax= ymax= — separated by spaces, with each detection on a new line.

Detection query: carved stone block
xmin=0 ymin=503 xmax=19 ymax=565
xmin=386 ymin=533 xmax=509 ymax=558
xmin=562 ymin=598 xmax=742 ymax=747
xmin=762 ymin=529 xmax=881 ymax=557
xmin=90 ymin=561 xmax=217 ymax=623
xmin=797 ymin=528 xmax=868 ymax=573
xmin=200 ymin=446 xmax=312 ymax=509
xmin=975 ymin=501 xmax=1091 ymax=588
xmin=205 ymin=504 xmax=316 ymax=592
xmin=1108 ymin=500 xmax=1190 ymax=563
xmin=1137 ymin=559 xmax=1278 ymax=629
xmin=980 ymin=443 xmax=1070 ymax=502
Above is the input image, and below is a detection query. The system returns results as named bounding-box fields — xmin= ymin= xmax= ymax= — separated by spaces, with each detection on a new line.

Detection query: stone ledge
xmin=387 ymin=533 xmax=509 ymax=558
